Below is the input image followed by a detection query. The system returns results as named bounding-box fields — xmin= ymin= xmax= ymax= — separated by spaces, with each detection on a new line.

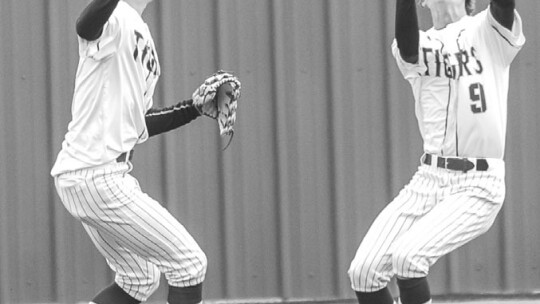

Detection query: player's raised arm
xmin=490 ymin=0 xmax=515 ymax=30
xmin=395 ymin=0 xmax=420 ymax=64
xmin=76 ymin=0 xmax=120 ymax=41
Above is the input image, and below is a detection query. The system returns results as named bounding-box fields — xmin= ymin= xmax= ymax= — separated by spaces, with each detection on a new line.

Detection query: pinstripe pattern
xmin=348 ymin=159 xmax=505 ymax=292
xmin=54 ymin=161 xmax=207 ymax=301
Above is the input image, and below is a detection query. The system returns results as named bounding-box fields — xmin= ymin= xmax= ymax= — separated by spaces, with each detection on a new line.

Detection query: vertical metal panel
xmin=1 ymin=0 xmax=57 ymax=302
xmin=1 ymin=0 xmax=540 ymax=303
xmin=502 ymin=0 xmax=540 ymax=293
xmin=326 ymin=0 xmax=396 ymax=297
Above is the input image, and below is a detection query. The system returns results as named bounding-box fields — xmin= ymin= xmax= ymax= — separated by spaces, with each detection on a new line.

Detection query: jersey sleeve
xmin=391 ymin=33 xmax=427 ymax=80
xmin=480 ymin=6 xmax=525 ymax=66
xmin=78 ymin=14 xmax=122 ymax=61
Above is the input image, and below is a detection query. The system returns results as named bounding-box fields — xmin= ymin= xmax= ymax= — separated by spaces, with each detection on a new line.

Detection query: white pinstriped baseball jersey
xmin=348 ymin=6 xmax=524 ymax=293
xmin=51 ymin=1 xmax=160 ymax=176
xmin=391 ymin=7 xmax=525 ymax=159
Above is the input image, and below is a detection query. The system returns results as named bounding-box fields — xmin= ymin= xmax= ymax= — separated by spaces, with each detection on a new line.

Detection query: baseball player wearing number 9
xmin=50 ymin=0 xmax=240 ymax=304
xmin=348 ymin=0 xmax=525 ymax=304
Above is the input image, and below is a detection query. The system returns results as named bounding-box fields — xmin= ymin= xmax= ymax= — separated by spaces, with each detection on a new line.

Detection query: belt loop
xmin=476 ymin=159 xmax=489 ymax=171
xmin=437 ymin=157 xmax=445 ymax=168
xmin=423 ymin=153 xmax=432 ymax=165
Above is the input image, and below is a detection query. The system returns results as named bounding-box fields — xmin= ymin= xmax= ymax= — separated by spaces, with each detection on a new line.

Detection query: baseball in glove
xmin=192 ymin=70 xmax=241 ymax=150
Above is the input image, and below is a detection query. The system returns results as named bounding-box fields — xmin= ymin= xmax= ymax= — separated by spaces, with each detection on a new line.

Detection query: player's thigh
xmin=82 ymin=174 xmax=207 ymax=285
xmin=392 ymin=191 xmax=503 ymax=277
xmin=349 ymin=168 xmax=439 ymax=269
xmin=348 ymin=179 xmax=436 ymax=290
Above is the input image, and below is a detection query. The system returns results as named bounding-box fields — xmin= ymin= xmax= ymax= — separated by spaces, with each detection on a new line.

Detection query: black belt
xmin=116 ymin=150 xmax=134 ymax=163
xmin=423 ymin=154 xmax=488 ymax=172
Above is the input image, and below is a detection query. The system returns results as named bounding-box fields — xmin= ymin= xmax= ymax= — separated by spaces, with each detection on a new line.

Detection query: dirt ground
xmin=64 ymin=297 xmax=540 ymax=304
xmin=202 ymin=297 xmax=540 ymax=304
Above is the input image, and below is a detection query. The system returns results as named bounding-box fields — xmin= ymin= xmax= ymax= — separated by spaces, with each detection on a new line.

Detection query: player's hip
xmin=419 ymin=153 xmax=505 ymax=175
xmin=54 ymin=160 xmax=139 ymax=219
xmin=400 ymin=154 xmax=506 ymax=204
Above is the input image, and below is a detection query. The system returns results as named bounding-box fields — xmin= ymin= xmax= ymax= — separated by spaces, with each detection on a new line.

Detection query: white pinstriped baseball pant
xmin=54 ymin=161 xmax=207 ymax=302
xmin=348 ymin=157 xmax=505 ymax=292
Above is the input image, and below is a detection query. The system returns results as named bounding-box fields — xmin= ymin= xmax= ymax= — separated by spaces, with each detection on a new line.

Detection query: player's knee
xmin=145 ymin=265 xmax=162 ymax=297
xmin=347 ymin=253 xmax=388 ymax=292
xmin=391 ymin=247 xmax=429 ymax=278
xmin=146 ymin=275 xmax=161 ymax=297
xmin=347 ymin=261 xmax=364 ymax=290
xmin=191 ymin=249 xmax=208 ymax=281
xmin=169 ymin=248 xmax=208 ymax=286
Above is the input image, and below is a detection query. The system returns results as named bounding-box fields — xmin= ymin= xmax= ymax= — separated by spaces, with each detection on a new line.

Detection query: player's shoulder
xmin=112 ymin=2 xmax=146 ymax=25
xmin=468 ymin=6 xmax=515 ymax=30
xmin=112 ymin=1 xmax=134 ymax=17
xmin=472 ymin=7 xmax=489 ymax=19
xmin=467 ymin=6 xmax=496 ymax=31
xmin=108 ymin=1 xmax=150 ymax=38
xmin=473 ymin=5 xmax=525 ymax=46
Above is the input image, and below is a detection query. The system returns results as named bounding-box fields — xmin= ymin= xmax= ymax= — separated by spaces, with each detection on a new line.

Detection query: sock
xmin=396 ymin=277 xmax=431 ymax=304
xmin=355 ymin=287 xmax=394 ymax=304
xmin=91 ymin=283 xmax=140 ymax=304
xmin=167 ymin=283 xmax=203 ymax=304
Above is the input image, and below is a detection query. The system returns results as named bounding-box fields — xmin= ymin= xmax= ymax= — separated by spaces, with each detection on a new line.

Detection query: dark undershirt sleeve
xmin=145 ymin=99 xmax=202 ymax=137
xmin=395 ymin=0 xmax=420 ymax=64
xmin=76 ymin=0 xmax=120 ymax=41
xmin=490 ymin=0 xmax=515 ymax=30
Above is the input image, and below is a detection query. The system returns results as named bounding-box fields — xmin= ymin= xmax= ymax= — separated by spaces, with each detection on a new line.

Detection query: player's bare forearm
xmin=145 ymin=99 xmax=202 ymax=137
xmin=76 ymin=0 xmax=120 ymax=41
xmin=395 ymin=0 xmax=420 ymax=64
xmin=490 ymin=0 xmax=515 ymax=30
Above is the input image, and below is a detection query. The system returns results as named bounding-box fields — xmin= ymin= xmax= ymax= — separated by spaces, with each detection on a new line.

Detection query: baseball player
xmin=348 ymin=0 xmax=525 ymax=303
xmin=50 ymin=0 xmax=240 ymax=303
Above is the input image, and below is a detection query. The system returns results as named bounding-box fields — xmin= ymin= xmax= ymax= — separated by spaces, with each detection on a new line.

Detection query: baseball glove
xmin=192 ymin=70 xmax=241 ymax=149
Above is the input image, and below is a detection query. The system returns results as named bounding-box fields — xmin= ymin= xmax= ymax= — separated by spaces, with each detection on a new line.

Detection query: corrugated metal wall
xmin=0 ymin=0 xmax=539 ymax=303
